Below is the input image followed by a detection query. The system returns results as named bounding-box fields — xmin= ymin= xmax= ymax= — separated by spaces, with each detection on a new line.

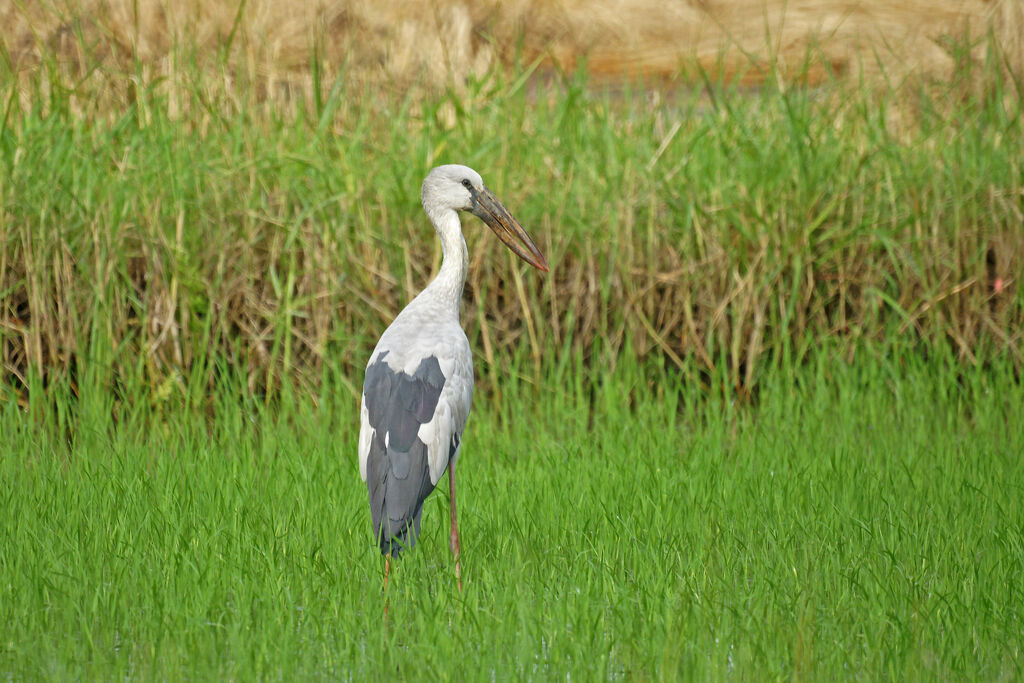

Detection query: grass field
xmin=3 ymin=4 xmax=1024 ymax=679
xmin=2 ymin=42 xmax=1021 ymax=401
xmin=6 ymin=0 xmax=1023 ymax=89
xmin=3 ymin=356 xmax=1022 ymax=679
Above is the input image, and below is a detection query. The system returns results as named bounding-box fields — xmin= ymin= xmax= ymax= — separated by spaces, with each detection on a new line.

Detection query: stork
xmin=358 ymin=164 xmax=548 ymax=591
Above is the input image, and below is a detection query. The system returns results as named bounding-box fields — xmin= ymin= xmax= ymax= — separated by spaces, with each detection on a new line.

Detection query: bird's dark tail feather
xmin=377 ymin=517 xmax=418 ymax=557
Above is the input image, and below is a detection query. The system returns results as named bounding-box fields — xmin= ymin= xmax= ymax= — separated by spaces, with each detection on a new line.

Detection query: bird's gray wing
xmin=362 ymin=350 xmax=448 ymax=556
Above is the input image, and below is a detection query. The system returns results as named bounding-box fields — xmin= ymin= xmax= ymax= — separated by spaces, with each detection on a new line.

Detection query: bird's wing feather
xmin=358 ymin=341 xmax=472 ymax=555
xmin=417 ymin=349 xmax=473 ymax=483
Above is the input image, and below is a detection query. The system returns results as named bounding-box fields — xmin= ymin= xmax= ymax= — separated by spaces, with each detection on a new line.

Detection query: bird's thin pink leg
xmin=449 ymin=462 xmax=463 ymax=592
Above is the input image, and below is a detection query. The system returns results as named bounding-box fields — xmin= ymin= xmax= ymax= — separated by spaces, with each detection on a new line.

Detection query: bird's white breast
xmin=358 ymin=304 xmax=474 ymax=485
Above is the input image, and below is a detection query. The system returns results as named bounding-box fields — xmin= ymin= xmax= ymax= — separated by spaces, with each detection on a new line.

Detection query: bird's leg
xmin=383 ymin=554 xmax=391 ymax=619
xmin=448 ymin=461 xmax=462 ymax=592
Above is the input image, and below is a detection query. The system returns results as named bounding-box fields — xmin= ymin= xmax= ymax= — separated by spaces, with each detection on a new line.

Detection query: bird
xmin=358 ymin=164 xmax=549 ymax=591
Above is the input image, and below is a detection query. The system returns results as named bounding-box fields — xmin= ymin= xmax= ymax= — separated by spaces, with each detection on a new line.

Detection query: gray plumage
xmin=363 ymin=352 xmax=447 ymax=555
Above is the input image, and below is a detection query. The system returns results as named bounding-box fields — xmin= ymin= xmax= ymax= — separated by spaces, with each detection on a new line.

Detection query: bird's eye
xmin=461 ymin=179 xmax=472 ymax=189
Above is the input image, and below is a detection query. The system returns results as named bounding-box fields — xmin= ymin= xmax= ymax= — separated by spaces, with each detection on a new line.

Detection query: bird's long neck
xmin=416 ymin=206 xmax=468 ymax=319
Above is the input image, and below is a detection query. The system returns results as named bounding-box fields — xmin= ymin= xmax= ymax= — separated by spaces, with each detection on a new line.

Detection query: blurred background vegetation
xmin=1 ymin=0 xmax=1021 ymax=411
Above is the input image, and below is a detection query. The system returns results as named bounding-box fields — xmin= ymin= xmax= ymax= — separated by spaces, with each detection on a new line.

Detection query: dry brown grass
xmin=1 ymin=2 xmax=1021 ymax=405
xmin=4 ymin=0 xmax=1021 ymax=93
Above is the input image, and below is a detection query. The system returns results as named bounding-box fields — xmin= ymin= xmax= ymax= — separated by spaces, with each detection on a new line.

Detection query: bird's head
xmin=422 ymin=164 xmax=549 ymax=272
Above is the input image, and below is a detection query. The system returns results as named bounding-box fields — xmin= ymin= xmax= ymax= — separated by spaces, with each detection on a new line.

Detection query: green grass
xmin=1 ymin=40 xmax=1021 ymax=402
xmin=2 ymin=25 xmax=1023 ymax=680
xmin=3 ymin=355 xmax=1022 ymax=679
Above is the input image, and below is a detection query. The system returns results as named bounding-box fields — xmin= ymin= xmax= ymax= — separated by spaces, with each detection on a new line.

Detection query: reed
xmin=0 ymin=8 xmax=1021 ymax=407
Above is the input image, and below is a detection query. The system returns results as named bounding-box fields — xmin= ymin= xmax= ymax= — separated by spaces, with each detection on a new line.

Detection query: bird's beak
xmin=471 ymin=187 xmax=549 ymax=272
